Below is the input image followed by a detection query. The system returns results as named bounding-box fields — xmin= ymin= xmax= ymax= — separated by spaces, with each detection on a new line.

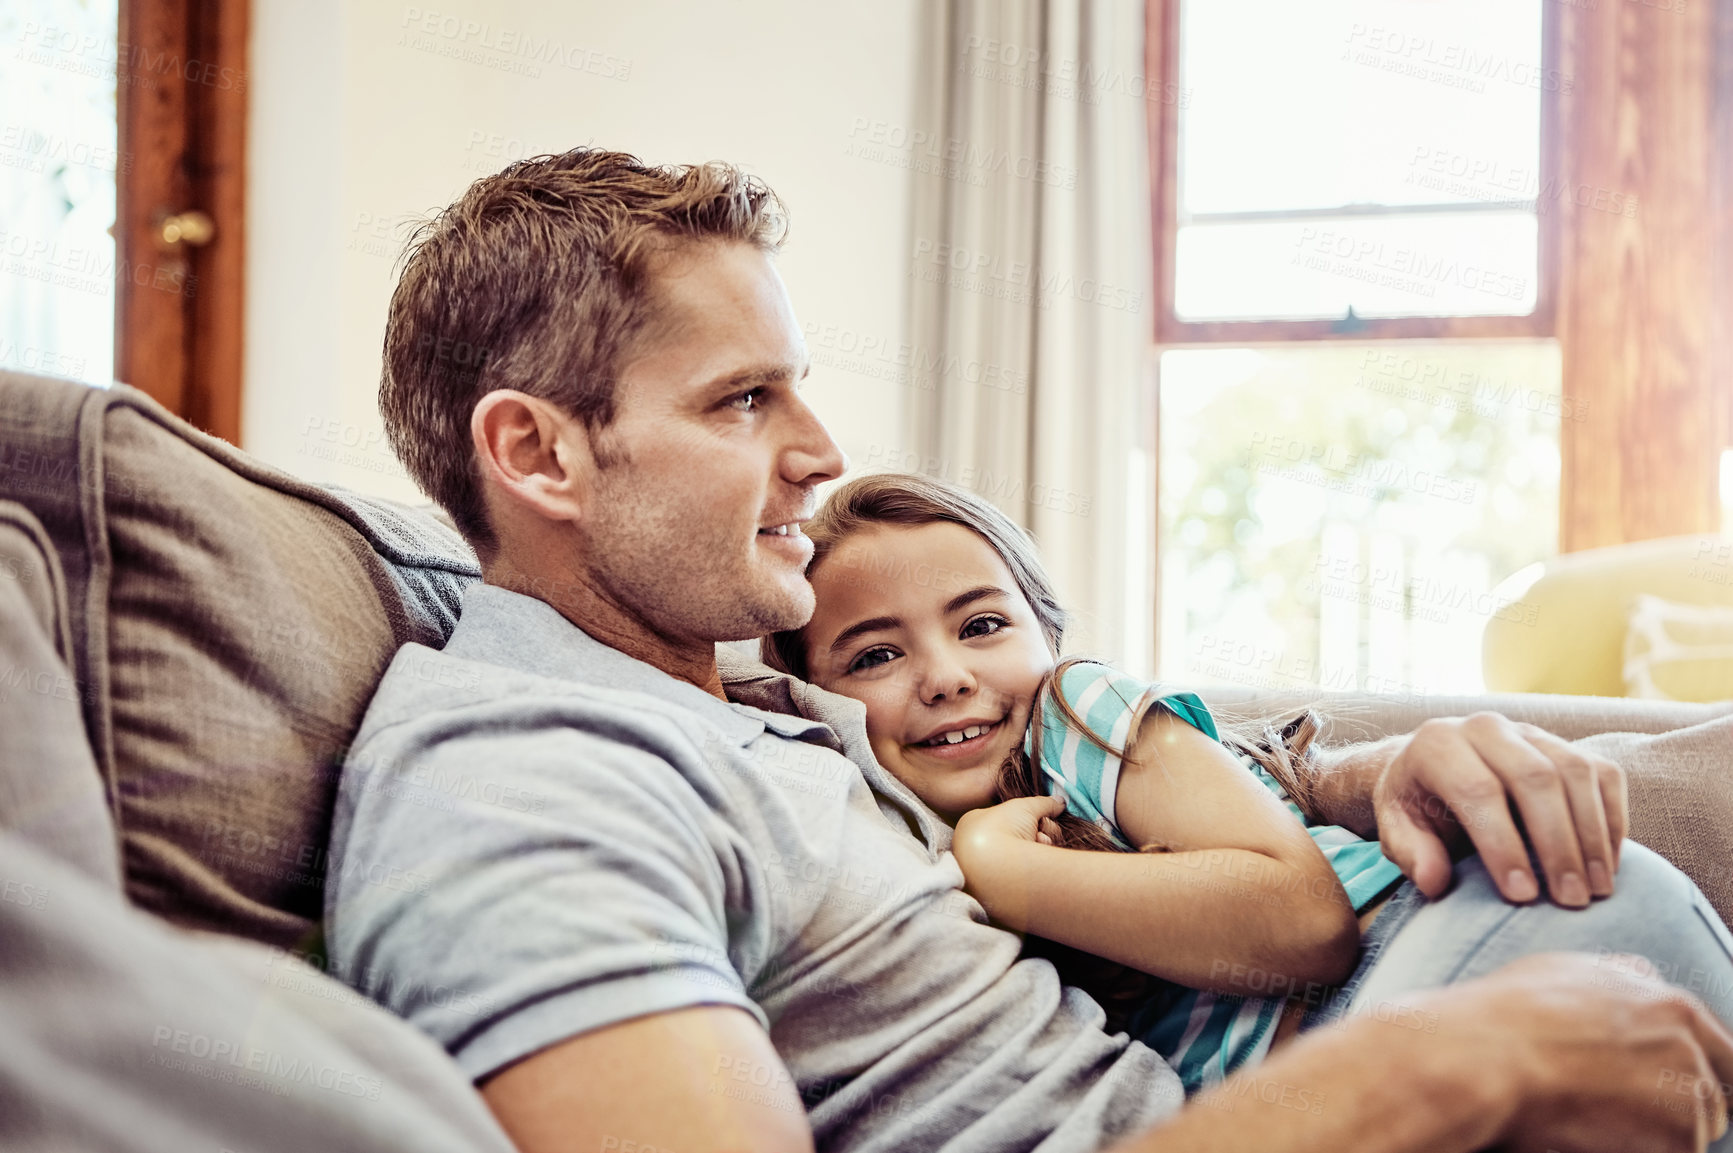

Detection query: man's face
xmin=574 ymin=241 xmax=845 ymax=645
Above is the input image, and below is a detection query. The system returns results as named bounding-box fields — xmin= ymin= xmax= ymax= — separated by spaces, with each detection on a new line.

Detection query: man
xmin=325 ymin=148 xmax=1733 ymax=1153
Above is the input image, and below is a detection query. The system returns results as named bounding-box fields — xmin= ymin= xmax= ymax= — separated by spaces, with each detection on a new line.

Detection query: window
xmin=1151 ymin=0 xmax=1563 ymax=694
xmin=1 ymin=0 xmax=121 ymax=387
xmin=0 ymin=0 xmax=249 ymax=442
xmin=1172 ymin=0 xmax=1550 ymax=326
xmin=1158 ymin=340 xmax=1560 ymax=695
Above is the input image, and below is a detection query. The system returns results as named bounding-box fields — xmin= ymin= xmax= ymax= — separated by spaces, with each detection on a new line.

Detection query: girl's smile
xmin=800 ymin=521 xmax=1057 ymax=823
xmin=911 ymin=715 xmax=1010 ymax=754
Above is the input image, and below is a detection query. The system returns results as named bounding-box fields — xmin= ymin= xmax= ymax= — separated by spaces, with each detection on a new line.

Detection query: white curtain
xmin=906 ymin=0 xmax=1155 ymax=670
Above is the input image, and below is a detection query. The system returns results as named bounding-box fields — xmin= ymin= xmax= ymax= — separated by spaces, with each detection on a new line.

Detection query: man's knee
xmin=1548 ymin=843 xmax=1729 ymax=986
xmin=1609 ymin=840 xmax=1689 ymax=904
xmin=1464 ymin=837 xmax=1685 ymax=907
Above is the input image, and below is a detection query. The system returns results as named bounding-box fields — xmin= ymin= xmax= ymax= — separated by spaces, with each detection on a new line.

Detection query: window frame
xmin=1144 ymin=0 xmax=1733 ymax=677
xmin=1145 ymin=0 xmax=1563 ymax=347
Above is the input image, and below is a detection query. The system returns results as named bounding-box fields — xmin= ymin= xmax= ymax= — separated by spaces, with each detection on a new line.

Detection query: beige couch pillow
xmin=0 ymin=372 xmax=479 ymax=950
xmin=1624 ymin=593 xmax=1733 ymax=703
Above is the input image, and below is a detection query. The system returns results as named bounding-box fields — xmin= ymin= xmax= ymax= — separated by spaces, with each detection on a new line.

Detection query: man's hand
xmin=1110 ymin=951 xmax=1733 ymax=1153
xmin=1454 ymin=952 xmax=1732 ymax=1153
xmin=1366 ymin=712 xmax=1628 ymax=906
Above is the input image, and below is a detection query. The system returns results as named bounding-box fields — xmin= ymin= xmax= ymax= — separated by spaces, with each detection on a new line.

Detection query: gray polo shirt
xmin=324 ymin=584 xmax=1181 ymax=1152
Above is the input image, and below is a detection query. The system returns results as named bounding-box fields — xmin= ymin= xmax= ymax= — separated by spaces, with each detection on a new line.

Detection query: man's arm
xmin=1299 ymin=713 xmax=1628 ymax=907
xmin=329 ymin=720 xmax=808 ymax=1153
xmin=1106 ymin=953 xmax=1733 ymax=1153
xmin=1299 ymin=733 xmax=1399 ymax=842
xmin=480 ymin=1005 xmax=814 ymax=1153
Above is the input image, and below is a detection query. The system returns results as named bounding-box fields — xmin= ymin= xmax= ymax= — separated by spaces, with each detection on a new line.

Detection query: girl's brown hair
xmin=764 ymin=471 xmax=1331 ymax=1032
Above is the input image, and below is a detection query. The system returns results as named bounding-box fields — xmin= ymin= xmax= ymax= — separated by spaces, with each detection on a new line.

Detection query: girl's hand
xmin=953 ymin=794 xmax=1067 ymax=864
xmin=951 ymin=795 xmax=1067 ymax=928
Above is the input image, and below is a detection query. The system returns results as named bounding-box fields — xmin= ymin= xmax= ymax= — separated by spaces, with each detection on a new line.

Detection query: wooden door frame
xmin=115 ymin=0 xmax=248 ymax=445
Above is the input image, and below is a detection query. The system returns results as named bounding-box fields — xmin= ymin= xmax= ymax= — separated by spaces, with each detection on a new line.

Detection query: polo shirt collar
xmin=443 ymin=583 xmax=762 ymax=747
xmin=717 ymin=645 xmax=955 ymax=854
xmin=444 ymin=584 xmax=952 ymax=854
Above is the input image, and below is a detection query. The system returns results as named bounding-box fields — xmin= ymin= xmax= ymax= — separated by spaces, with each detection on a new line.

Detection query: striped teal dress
xmin=1025 ymin=662 xmax=1403 ymax=1093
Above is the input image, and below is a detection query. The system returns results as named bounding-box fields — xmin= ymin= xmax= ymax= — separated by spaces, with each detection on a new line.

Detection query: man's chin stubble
xmin=725 ymin=585 xmax=813 ymax=643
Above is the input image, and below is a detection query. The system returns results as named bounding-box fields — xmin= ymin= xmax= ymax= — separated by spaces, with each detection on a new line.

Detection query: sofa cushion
xmin=1624 ymin=593 xmax=1733 ymax=702
xmin=0 ymin=833 xmax=515 ymax=1152
xmin=1483 ymin=533 xmax=1733 ymax=696
xmin=0 ymin=371 xmax=480 ymax=948
xmin=0 ymin=500 xmax=121 ymax=889
xmin=1575 ymin=715 xmax=1733 ymax=924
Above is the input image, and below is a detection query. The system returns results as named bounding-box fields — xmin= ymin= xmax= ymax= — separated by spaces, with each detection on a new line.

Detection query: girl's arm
xmin=952 ymin=708 xmax=1361 ymax=995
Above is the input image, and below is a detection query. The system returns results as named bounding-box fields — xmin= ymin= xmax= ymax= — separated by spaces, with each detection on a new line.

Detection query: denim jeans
xmin=1302 ymin=841 xmax=1733 ymax=1149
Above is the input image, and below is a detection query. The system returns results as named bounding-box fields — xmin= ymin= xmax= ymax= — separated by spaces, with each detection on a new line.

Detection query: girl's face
xmin=801 ymin=521 xmax=1056 ymax=823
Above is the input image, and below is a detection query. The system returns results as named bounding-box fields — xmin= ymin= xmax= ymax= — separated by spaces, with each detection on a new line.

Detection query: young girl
xmin=762 ymin=472 xmax=1405 ymax=1092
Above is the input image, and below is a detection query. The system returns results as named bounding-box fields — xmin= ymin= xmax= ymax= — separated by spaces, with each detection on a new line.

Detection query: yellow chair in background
xmin=1482 ymin=535 xmax=1733 ymax=699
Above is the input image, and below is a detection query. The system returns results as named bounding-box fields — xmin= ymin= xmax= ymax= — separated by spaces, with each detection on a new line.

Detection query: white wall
xmin=243 ymin=0 xmax=919 ymax=500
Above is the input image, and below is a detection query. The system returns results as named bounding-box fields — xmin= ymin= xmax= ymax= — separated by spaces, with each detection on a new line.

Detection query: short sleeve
xmin=1024 ymin=663 xmax=1220 ymax=846
xmin=326 ymin=722 xmax=759 ymax=1082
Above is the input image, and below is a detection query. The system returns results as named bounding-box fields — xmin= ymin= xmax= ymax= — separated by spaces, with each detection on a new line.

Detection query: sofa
xmin=2 ymin=368 xmax=1731 ymax=1149
xmin=1482 ymin=533 xmax=1733 ymax=699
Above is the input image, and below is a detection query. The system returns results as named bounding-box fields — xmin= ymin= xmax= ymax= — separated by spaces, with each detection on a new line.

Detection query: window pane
xmin=0 ymin=0 xmax=120 ymax=385
xmin=1175 ymin=0 xmax=1545 ymax=321
xmin=1157 ymin=341 xmax=1561 ymax=696
xmin=1176 ymin=211 xmax=1538 ymax=321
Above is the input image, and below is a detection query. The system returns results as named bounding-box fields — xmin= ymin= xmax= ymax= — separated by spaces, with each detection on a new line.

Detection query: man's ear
xmin=470 ymin=390 xmax=599 ymax=527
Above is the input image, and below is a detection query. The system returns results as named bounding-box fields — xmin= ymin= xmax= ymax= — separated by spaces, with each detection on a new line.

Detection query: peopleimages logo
xmin=1353 ymin=348 xmax=1588 ymax=424
xmin=397 ymin=7 xmax=632 ymax=80
xmin=0 ymin=124 xmax=129 ymax=174
xmin=148 ymin=1026 xmax=383 ymax=1100
xmin=14 ymin=21 xmax=246 ymax=92
xmin=803 ymin=319 xmax=1028 ymax=394
xmin=957 ymin=35 xmax=1191 ymax=108
xmin=1343 ymin=24 xmax=1572 ymax=94
xmin=845 ymin=118 xmax=1078 ymax=190
xmin=1245 ymin=431 xmax=1480 ymax=506
xmin=909 ymin=239 xmax=1143 ymax=313
xmin=1291 ymin=227 xmax=1528 ymax=303
xmin=1405 ymin=146 xmax=1638 ymax=220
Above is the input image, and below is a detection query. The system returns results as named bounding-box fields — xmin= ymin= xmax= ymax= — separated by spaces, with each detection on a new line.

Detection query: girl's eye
xmin=727 ymin=388 xmax=765 ymax=412
xmin=847 ymin=646 xmax=898 ymax=674
xmin=961 ymin=613 xmax=1009 ymax=640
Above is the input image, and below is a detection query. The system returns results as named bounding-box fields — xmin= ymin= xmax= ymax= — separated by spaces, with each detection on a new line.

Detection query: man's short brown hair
xmin=379 ymin=148 xmax=789 ymax=555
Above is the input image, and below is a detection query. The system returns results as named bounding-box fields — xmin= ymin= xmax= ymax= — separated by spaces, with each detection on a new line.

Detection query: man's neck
xmin=483 ymin=563 xmax=727 ymax=700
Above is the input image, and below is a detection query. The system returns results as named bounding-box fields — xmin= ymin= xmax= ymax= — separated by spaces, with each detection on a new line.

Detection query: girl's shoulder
xmin=1046 ymin=659 xmax=1220 ymax=744
xmin=1029 ymin=660 xmax=1222 ymax=843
